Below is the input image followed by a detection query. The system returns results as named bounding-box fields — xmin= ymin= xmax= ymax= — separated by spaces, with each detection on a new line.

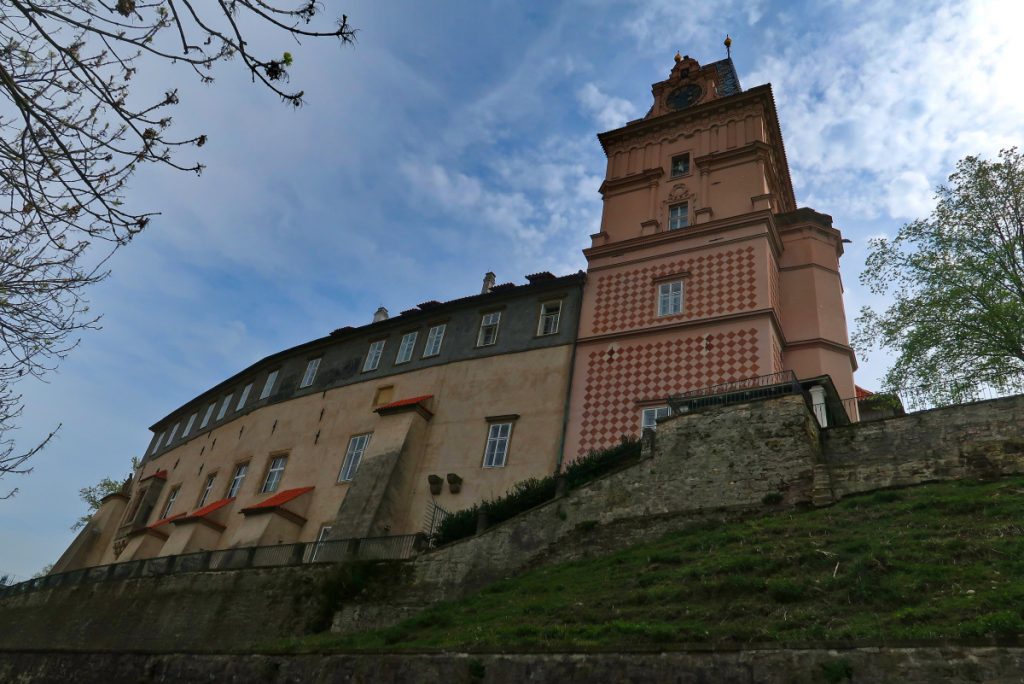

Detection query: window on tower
xmin=669 ymin=202 xmax=689 ymax=230
xmin=658 ymin=281 xmax=683 ymax=316
xmin=641 ymin=406 xmax=671 ymax=431
xmin=670 ymin=153 xmax=690 ymax=177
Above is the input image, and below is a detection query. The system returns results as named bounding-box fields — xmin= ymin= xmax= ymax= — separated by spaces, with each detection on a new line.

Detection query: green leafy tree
xmin=0 ymin=2 xmax=354 ymax=497
xmin=72 ymin=456 xmax=139 ymax=531
xmin=855 ymin=148 xmax=1024 ymax=402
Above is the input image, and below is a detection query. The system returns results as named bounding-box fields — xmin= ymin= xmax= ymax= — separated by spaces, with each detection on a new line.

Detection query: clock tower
xmin=564 ymin=52 xmax=857 ymax=458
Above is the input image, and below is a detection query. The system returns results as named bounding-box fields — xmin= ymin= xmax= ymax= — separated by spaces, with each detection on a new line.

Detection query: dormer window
xmin=300 ymin=357 xmax=321 ymax=388
xmin=669 ymin=203 xmax=689 ymax=230
xmin=670 ymin=153 xmax=690 ymax=177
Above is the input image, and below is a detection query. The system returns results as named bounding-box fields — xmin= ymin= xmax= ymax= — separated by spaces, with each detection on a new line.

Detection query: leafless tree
xmin=0 ymin=1 xmax=354 ymax=497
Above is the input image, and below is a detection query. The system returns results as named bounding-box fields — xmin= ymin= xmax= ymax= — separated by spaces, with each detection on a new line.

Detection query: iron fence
xmin=0 ymin=533 xmax=424 ymax=599
xmin=668 ymin=371 xmax=805 ymax=415
xmin=837 ymin=375 xmax=1024 ymax=424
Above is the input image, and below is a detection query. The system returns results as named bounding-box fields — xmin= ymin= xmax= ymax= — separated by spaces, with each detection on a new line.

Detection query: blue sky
xmin=2 ymin=0 xmax=1022 ymax=579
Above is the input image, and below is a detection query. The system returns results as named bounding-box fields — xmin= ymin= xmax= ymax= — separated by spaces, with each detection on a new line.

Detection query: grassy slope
xmin=285 ymin=477 xmax=1024 ymax=652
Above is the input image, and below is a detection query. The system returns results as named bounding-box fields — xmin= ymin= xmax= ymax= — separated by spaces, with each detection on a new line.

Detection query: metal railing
xmin=837 ymin=375 xmax=1024 ymax=424
xmin=668 ymin=370 xmax=805 ymax=415
xmin=0 ymin=533 xmax=425 ymax=599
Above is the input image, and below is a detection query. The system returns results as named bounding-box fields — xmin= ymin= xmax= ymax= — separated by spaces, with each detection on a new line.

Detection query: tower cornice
xmin=597 ymin=84 xmax=796 ymax=212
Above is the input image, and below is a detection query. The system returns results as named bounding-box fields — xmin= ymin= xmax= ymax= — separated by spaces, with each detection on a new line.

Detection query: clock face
xmin=667 ymin=84 xmax=702 ymax=110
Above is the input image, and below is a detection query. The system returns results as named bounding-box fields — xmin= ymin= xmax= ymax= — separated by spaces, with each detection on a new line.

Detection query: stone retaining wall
xmin=0 ymin=564 xmax=340 ymax=652
xmin=4 ymin=646 xmax=1024 ymax=683
xmin=821 ymin=394 xmax=1024 ymax=500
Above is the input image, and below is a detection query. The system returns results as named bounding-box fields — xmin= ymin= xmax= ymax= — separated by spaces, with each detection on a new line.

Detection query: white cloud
xmin=747 ymin=0 xmax=1024 ymax=223
xmin=577 ymin=82 xmax=639 ymax=130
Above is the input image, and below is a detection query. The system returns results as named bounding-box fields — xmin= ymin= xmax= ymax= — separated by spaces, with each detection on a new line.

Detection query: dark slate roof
xmin=711 ymin=58 xmax=742 ymax=97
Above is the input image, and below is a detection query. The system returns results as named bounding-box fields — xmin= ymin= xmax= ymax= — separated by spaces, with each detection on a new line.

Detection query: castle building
xmin=54 ymin=52 xmax=857 ymax=573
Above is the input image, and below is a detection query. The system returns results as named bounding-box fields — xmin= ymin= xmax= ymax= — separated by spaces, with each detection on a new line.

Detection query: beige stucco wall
xmin=92 ymin=344 xmax=573 ymax=565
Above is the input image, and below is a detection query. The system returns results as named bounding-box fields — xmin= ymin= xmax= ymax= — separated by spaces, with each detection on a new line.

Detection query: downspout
xmin=555 ymin=274 xmax=586 ymax=474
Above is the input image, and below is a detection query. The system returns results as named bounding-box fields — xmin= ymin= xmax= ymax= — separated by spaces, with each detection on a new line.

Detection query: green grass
xmin=280 ymin=477 xmax=1024 ymax=653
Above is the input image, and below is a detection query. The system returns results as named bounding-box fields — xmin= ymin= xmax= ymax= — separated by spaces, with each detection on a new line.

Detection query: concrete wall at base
xmin=6 ymin=646 xmax=1024 ymax=684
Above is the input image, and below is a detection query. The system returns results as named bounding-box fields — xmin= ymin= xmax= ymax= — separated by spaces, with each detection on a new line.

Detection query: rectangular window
xmin=300 ymin=357 xmax=321 ymax=388
xmin=261 ymin=455 xmax=288 ymax=494
xmin=259 ymin=370 xmax=279 ymax=400
xmin=658 ymin=281 xmax=683 ymax=316
xmin=216 ymin=393 xmax=233 ymax=421
xmin=200 ymin=402 xmax=216 ymax=429
xmin=642 ymin=406 xmax=671 ymax=431
xmin=197 ymin=473 xmax=216 ymax=508
xmin=164 ymin=422 xmax=180 ymax=447
xmin=236 ymin=382 xmax=253 ymax=411
xmin=183 ymin=412 xmax=197 ymax=437
xmin=537 ymin=301 xmax=562 ymax=336
xmin=339 ymin=433 xmax=372 ymax=482
xmin=477 ymin=311 xmax=501 ymax=347
xmin=423 ymin=324 xmax=446 ymax=357
xmin=227 ymin=462 xmax=249 ymax=498
xmin=483 ymin=422 xmax=512 ymax=468
xmin=150 ymin=432 xmax=164 ymax=455
xmin=363 ymin=340 xmax=385 ymax=372
xmin=396 ymin=332 xmax=417 ymax=364
xmin=670 ymin=153 xmax=690 ymax=177
xmin=669 ymin=202 xmax=689 ymax=230
xmin=312 ymin=524 xmax=333 ymax=561
xmin=161 ymin=486 xmax=180 ymax=519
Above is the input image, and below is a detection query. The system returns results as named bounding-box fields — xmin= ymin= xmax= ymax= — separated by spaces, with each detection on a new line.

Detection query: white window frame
xmin=150 ymin=432 xmax=164 ymax=455
xmin=311 ymin=524 xmax=333 ymax=561
xmin=161 ymin=485 xmax=179 ymax=519
xmin=339 ymin=433 xmax=372 ymax=482
xmin=197 ymin=473 xmax=216 ymax=508
xmin=396 ymin=332 xmax=417 ymax=364
xmin=216 ymin=393 xmax=234 ymax=421
xmin=259 ymin=370 xmax=279 ymax=400
xmin=670 ymin=153 xmax=690 ymax=177
xmin=261 ymin=455 xmax=288 ymax=494
xmin=482 ymin=422 xmax=513 ymax=468
xmin=669 ymin=202 xmax=689 ymax=230
xmin=477 ymin=311 xmax=501 ymax=347
xmin=227 ymin=462 xmax=249 ymax=498
xmin=641 ymin=406 xmax=671 ymax=431
xmin=657 ymin=281 xmax=683 ymax=317
xmin=363 ymin=340 xmax=385 ymax=372
xmin=300 ymin=357 xmax=321 ymax=389
xmin=236 ymin=382 xmax=253 ymax=411
xmin=164 ymin=422 xmax=179 ymax=447
xmin=200 ymin=402 xmax=216 ymax=429
xmin=183 ymin=412 xmax=197 ymax=437
xmin=537 ymin=300 xmax=562 ymax=336
xmin=423 ymin=324 xmax=446 ymax=358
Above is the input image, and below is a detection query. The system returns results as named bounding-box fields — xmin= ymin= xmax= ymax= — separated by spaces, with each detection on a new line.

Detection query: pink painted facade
xmin=564 ymin=54 xmax=857 ymax=458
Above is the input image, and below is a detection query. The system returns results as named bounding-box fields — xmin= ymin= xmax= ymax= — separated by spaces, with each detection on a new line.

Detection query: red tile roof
xmin=855 ymin=385 xmax=875 ymax=399
xmin=240 ymin=486 xmax=314 ymax=513
xmin=375 ymin=394 xmax=433 ymax=411
xmin=140 ymin=470 xmax=168 ymax=482
xmin=148 ymin=512 xmax=185 ymax=529
xmin=186 ymin=497 xmax=234 ymax=519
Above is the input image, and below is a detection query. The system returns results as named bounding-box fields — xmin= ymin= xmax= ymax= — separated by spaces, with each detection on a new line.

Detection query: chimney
xmin=481 ymin=271 xmax=496 ymax=294
xmin=372 ymin=306 xmax=389 ymax=323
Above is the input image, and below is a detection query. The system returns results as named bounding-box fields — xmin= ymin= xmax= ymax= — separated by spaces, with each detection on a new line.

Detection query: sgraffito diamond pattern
xmin=576 ymin=328 xmax=761 ymax=455
xmin=591 ymin=246 xmax=758 ymax=335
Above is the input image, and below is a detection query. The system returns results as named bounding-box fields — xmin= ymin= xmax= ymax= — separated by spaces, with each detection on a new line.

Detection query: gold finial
xmin=674 ymin=51 xmax=682 ymax=63
xmin=724 ymin=34 xmax=732 ymax=58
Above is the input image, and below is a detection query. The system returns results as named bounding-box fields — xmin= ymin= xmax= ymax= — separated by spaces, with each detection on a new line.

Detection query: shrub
xmin=431 ymin=437 xmax=643 ymax=547
xmin=563 ymin=436 xmax=643 ymax=489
